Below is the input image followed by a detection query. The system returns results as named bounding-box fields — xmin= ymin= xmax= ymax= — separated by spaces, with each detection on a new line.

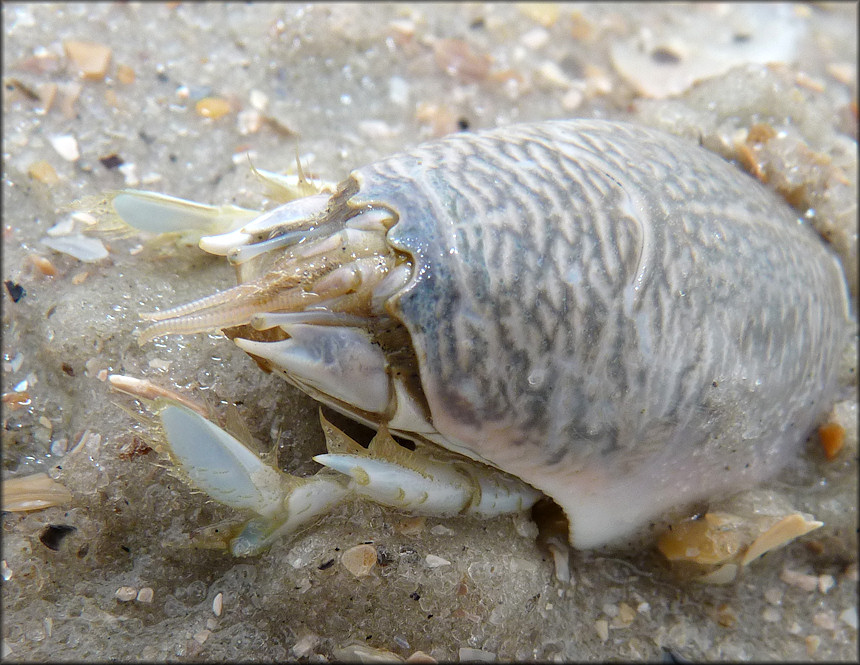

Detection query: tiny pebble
xmin=516 ymin=2 xmax=559 ymax=27
xmin=72 ymin=211 xmax=97 ymax=225
xmin=458 ymin=647 xmax=496 ymax=662
xmin=794 ymin=71 xmax=826 ymax=93
xmin=30 ymin=255 xmax=57 ymax=276
xmin=594 ymin=619 xmax=609 ymax=642
xmin=206 ymin=618 xmax=218 ymax=630
xmin=561 ymin=88 xmax=584 ymax=111
xmin=341 ymin=544 xmax=377 ymax=577
xmin=520 ymin=27 xmax=550 ymax=49
xmin=1 ymin=560 xmax=12 ymax=581
xmin=237 ymin=109 xmax=263 ymax=135
xmin=118 ymin=163 xmax=139 ymax=186
xmin=8 ymin=353 xmax=24 ymax=373
xmin=212 ymin=592 xmax=223 ymax=617
xmin=537 ymin=61 xmax=571 ymax=88
xmin=818 ymin=574 xmax=835 ymax=594
xmin=826 ymin=61 xmax=855 ymax=86
xmin=429 ymin=524 xmax=454 ymax=536
xmin=839 ymin=606 xmax=858 ymax=630
xmin=813 ymin=611 xmax=837 ymax=631
xmin=291 ymin=632 xmax=319 ymax=658
xmin=602 ymin=603 xmax=619 ymax=618
xmin=36 ymin=83 xmax=58 ymax=114
xmin=548 ymin=542 xmax=570 ymax=584
xmin=818 ymin=422 xmax=845 ymax=460
xmin=637 ymin=602 xmax=650 ymax=613
xmin=617 ymin=602 xmax=636 ymax=625
xmin=49 ymin=134 xmax=80 ymax=161
xmin=28 ymin=160 xmax=59 ymax=185
xmin=388 ymin=76 xmax=410 ymax=107
xmin=136 ymin=587 xmax=154 ymax=603
xmin=50 ymin=438 xmax=68 ymax=456
xmin=193 ymin=629 xmax=211 ymax=645
xmin=396 ymin=516 xmax=426 ymax=535
xmin=99 ymin=153 xmax=123 ymax=170
xmin=196 ymin=97 xmax=231 ymax=119
xmin=805 ymin=634 xmax=820 ymax=656
xmin=249 ymin=89 xmax=268 ymax=111
xmin=140 ymin=172 xmax=163 ymax=185
xmin=115 ymin=586 xmax=137 ymax=602
xmin=388 ymin=18 xmax=415 ymax=40
xmin=63 ymin=40 xmax=112 ymax=80
xmin=424 ymin=554 xmax=451 ymax=568
xmin=358 ymin=120 xmax=398 ymax=139
xmin=584 ymin=64 xmax=613 ymax=96
xmin=715 ymin=604 xmax=737 ymax=628
xmin=405 ymin=650 xmax=437 ymax=663
xmin=780 ymin=567 xmax=819 ymax=592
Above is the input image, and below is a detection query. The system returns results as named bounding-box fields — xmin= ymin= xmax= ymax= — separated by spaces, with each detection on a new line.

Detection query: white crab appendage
xmin=109 ymin=375 xmax=534 ymax=556
xmin=110 ymin=168 xmax=543 ymax=556
xmin=112 ymin=120 xmax=850 ymax=556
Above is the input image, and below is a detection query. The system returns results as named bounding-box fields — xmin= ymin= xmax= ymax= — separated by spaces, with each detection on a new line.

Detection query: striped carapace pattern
xmin=346 ymin=120 xmax=849 ymax=535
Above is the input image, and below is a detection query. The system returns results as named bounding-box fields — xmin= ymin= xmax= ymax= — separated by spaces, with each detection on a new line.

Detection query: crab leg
xmin=109 ymin=375 xmax=351 ymax=556
xmin=315 ymin=414 xmax=543 ymax=517
xmin=163 ymin=402 xmax=353 ymax=556
xmin=111 ymin=190 xmax=260 ymax=237
xmin=111 ymin=373 xmax=540 ymax=554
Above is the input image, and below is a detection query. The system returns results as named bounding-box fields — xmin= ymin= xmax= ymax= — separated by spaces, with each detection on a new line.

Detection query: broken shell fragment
xmin=658 ymin=509 xmax=823 ymax=582
xmin=341 ymin=544 xmax=377 ymax=577
xmin=63 ymin=40 xmax=112 ymax=80
xmin=657 ymin=512 xmax=745 ymax=565
xmin=818 ymin=422 xmax=846 ymax=460
xmin=1 ymin=472 xmax=72 ymax=512
xmin=739 ymin=514 xmax=823 ymax=566
xmin=195 ymin=97 xmax=232 ymax=119
xmin=27 ymin=160 xmax=59 ymax=185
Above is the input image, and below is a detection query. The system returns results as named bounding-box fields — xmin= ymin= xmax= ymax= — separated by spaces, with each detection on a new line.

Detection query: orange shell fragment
xmin=657 ymin=512 xmax=743 ymax=565
xmin=818 ymin=422 xmax=846 ymax=460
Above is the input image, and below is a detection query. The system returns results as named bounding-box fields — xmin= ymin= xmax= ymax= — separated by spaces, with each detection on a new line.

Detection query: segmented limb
xmin=315 ymin=413 xmax=543 ymax=517
xmin=110 ymin=376 xmax=541 ymax=556
xmin=110 ymin=375 xmax=351 ymax=556
xmin=111 ymin=190 xmax=260 ymax=238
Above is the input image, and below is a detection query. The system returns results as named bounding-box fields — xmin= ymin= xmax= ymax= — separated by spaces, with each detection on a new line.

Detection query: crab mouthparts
xmin=137 ymin=195 xmax=410 ymax=347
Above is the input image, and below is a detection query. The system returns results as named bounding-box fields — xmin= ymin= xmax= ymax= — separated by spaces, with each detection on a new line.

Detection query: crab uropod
xmin=110 ymin=119 xmax=851 ymax=556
